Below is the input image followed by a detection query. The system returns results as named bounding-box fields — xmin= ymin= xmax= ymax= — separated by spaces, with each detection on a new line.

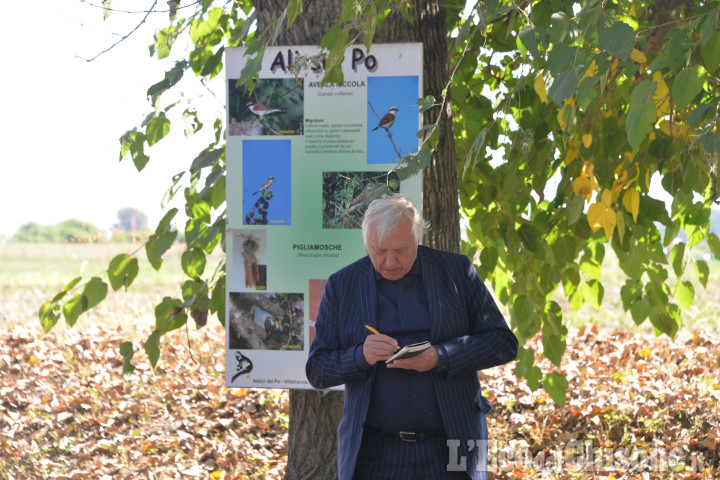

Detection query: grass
xmin=556 ymin=244 xmax=720 ymax=335
xmin=0 ymin=241 xmax=717 ymax=336
xmin=0 ymin=242 xmax=222 ymax=333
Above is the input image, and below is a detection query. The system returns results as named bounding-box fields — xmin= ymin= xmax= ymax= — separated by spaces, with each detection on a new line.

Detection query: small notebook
xmin=385 ymin=341 xmax=432 ymax=363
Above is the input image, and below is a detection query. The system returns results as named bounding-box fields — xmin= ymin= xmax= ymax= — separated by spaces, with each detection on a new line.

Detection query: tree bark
xmin=254 ymin=1 xmax=460 ymax=478
xmin=375 ymin=1 xmax=461 ymax=253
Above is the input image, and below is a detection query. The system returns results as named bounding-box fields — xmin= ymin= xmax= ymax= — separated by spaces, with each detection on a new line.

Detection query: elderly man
xmin=306 ymin=194 xmax=518 ymax=480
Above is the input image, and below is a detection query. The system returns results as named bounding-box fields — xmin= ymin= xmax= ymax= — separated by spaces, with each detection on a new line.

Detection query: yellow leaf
xmin=574 ymin=176 xmax=594 ymax=202
xmin=581 ymin=60 xmax=598 ymax=81
xmin=568 ymin=133 xmax=581 ymax=149
xmin=622 ymin=189 xmax=640 ymax=222
xmin=582 ymin=133 xmax=592 ymax=148
xmin=534 ymin=73 xmax=548 ymax=104
xmin=600 ymin=189 xmax=613 ymax=207
xmin=652 ymin=71 xmax=670 ymax=116
xmin=631 ymin=49 xmax=647 ymax=64
xmin=565 ymin=146 xmax=580 ymax=165
xmin=587 ymin=192 xmax=617 ymax=238
xmin=232 ymin=388 xmax=248 ymax=397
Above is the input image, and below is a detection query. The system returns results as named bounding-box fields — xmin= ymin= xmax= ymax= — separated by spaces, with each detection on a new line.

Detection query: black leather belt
xmin=365 ymin=426 xmax=445 ymax=442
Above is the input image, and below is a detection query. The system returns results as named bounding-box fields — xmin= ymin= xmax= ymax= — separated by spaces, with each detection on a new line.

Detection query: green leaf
xmin=51 ymin=276 xmax=83 ymax=303
xmin=547 ymin=68 xmax=579 ymax=106
xmin=147 ymin=61 xmax=187 ymax=102
xmin=547 ymin=45 xmax=575 ymax=76
xmin=598 ymin=21 xmax=635 ymax=61
xmin=630 ymin=296 xmax=651 ymax=325
xmin=671 ymin=66 xmax=707 ymax=110
xmin=568 ymin=196 xmax=584 ymax=226
xmin=417 ymin=95 xmax=435 ymax=114
xmin=39 ymin=300 xmax=61 ymax=333
xmin=146 ymin=230 xmax=178 ymax=271
xmin=526 ymin=366 xmax=542 ymax=391
xmin=119 ymin=341 xmax=136 ymax=375
xmin=191 ymin=147 xmax=224 ymax=173
xmin=156 ymin=297 xmax=187 ymax=334
xmin=62 ymin=294 xmax=84 ymax=327
xmin=517 ymin=224 xmax=539 ymax=253
xmin=144 ymin=330 xmax=161 ymax=368
xmin=547 ymin=12 xmax=570 ymax=45
xmin=455 ymin=17 xmax=473 ymax=52
xmin=700 ymin=31 xmax=720 ymax=74
xmin=156 ymin=208 xmax=178 ymax=235
xmin=397 ymin=150 xmax=431 ymax=180
xmin=581 ymin=279 xmax=604 ymax=308
xmin=84 ymin=277 xmax=108 ymax=310
xmin=621 ymin=281 xmax=642 ymax=311
xmin=518 ymin=26 xmax=540 ymax=59
xmin=200 ymin=46 xmax=225 ymax=78
xmin=108 ymin=254 xmax=139 ymax=291
xmin=695 ymin=260 xmax=709 ymax=288
xmin=649 ymin=304 xmax=680 ymax=338
xmin=673 ymin=280 xmax=694 ymax=310
xmin=130 ymin=132 xmax=149 ymax=171
xmin=146 ymin=113 xmax=171 ymax=146
xmin=181 ymin=248 xmax=207 ymax=278
xmin=515 ymin=346 xmax=535 ymax=378
xmin=707 ymin=233 xmax=720 ymax=259
xmin=626 ymin=80 xmax=658 ymax=150
xmin=480 ymin=247 xmax=498 ymax=275
xmin=542 ymin=334 xmax=566 ymax=367
xmin=286 ymin=0 xmax=303 ymax=28
xmin=543 ymin=371 xmax=569 ymax=405
xmin=669 ymin=242 xmax=686 ymax=277
xmin=210 ymin=276 xmax=225 ymax=327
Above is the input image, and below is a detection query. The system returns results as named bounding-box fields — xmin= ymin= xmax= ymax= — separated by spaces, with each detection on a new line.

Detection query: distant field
xmin=0 ymin=241 xmax=717 ymax=336
xmin=0 ymin=242 xmax=224 ymax=333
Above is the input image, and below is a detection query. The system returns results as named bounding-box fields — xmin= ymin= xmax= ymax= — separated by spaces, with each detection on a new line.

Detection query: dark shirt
xmin=355 ymin=257 xmax=448 ymax=432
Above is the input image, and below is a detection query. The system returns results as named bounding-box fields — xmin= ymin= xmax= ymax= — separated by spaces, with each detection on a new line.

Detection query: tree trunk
xmin=254 ymin=1 xmax=460 ymax=478
xmin=375 ymin=1 xmax=461 ymax=253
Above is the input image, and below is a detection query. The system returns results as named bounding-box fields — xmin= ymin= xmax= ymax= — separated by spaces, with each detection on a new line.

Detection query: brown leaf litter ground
xmin=1 ymin=324 xmax=718 ymax=479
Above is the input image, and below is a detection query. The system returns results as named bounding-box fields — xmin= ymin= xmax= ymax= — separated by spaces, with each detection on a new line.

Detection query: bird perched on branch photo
xmin=253 ymin=177 xmax=274 ymax=195
xmin=372 ymin=106 xmax=398 ymax=131
xmin=246 ymin=101 xmax=285 ymax=119
xmin=341 ymin=182 xmax=375 ymax=219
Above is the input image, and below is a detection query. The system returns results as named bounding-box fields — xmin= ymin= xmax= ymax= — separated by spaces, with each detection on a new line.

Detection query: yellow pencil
xmin=364 ymin=325 xmax=400 ymax=349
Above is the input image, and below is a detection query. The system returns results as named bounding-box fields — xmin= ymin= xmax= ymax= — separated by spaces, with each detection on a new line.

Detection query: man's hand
xmin=363 ymin=334 xmax=398 ymax=365
xmin=387 ymin=346 xmax=439 ymax=372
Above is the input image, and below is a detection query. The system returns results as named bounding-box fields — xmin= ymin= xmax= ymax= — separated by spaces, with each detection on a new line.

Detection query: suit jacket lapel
xmin=419 ymin=246 xmax=444 ymax=342
xmin=357 ymin=257 xmax=378 ymax=334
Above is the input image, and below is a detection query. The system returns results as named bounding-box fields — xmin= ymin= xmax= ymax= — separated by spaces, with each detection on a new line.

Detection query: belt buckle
xmin=398 ymin=431 xmax=418 ymax=442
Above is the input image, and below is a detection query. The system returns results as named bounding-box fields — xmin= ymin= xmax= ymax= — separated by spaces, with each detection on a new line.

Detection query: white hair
xmin=362 ymin=194 xmax=427 ymax=248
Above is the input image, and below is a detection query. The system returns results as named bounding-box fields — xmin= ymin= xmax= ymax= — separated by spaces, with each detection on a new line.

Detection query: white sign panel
xmin=225 ymin=43 xmax=423 ymax=389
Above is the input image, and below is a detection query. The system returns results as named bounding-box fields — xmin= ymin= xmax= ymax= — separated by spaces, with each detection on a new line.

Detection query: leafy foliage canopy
xmin=42 ymin=0 xmax=720 ymax=404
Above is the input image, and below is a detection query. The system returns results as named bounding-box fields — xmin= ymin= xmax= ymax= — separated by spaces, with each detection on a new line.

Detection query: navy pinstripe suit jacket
xmin=306 ymin=245 xmax=518 ymax=480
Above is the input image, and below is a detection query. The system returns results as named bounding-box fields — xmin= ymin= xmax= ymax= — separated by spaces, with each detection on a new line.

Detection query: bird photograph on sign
xmin=366 ymin=75 xmax=421 ymax=164
xmin=228 ymin=77 xmax=304 ymax=136
xmin=227 ymin=292 xmax=305 ymax=351
xmin=230 ymin=229 xmax=268 ymax=291
xmin=322 ymin=171 xmax=400 ymax=229
xmin=242 ymin=139 xmax=292 ymax=225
